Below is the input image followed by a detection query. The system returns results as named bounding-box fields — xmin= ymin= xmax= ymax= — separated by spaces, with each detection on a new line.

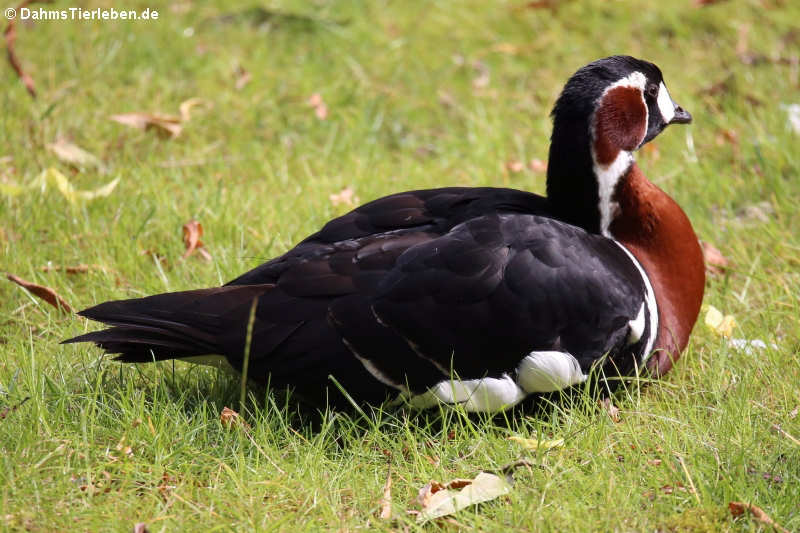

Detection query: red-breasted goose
xmin=64 ymin=56 xmax=705 ymax=411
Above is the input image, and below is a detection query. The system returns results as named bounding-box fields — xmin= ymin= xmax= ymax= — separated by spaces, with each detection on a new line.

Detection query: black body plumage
xmin=67 ymin=187 xmax=650 ymax=407
xmin=65 ymin=55 xmax=687 ymax=409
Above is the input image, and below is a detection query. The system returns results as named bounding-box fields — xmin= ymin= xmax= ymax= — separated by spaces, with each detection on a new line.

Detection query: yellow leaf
xmin=704 ymin=305 xmax=736 ymax=337
xmin=1 ymin=168 xmax=119 ymax=203
xmin=508 ymin=436 xmax=564 ymax=450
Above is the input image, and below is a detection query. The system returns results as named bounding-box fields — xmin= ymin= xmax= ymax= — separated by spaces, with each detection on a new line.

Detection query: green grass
xmin=2 ymin=0 xmax=799 ymax=530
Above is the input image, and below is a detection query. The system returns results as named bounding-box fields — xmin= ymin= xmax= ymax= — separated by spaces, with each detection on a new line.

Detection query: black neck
xmin=546 ymin=116 xmax=602 ymax=234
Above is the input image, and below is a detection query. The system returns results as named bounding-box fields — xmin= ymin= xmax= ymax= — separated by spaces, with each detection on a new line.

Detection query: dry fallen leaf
xmin=415 ymin=472 xmax=511 ymax=523
xmin=7 ymin=273 xmax=73 ymax=314
xmin=4 ymin=0 xmax=39 ymax=97
xmin=133 ymin=523 xmax=150 ymax=533
xmin=528 ymin=158 xmax=547 ymax=173
xmin=110 ymin=112 xmax=182 ymax=138
xmin=0 ymin=397 xmax=30 ymax=420
xmin=789 ymin=406 xmax=798 ymax=420
xmin=234 ymin=65 xmax=252 ymax=90
xmin=308 ymin=93 xmax=328 ymax=120
xmin=181 ymin=220 xmax=212 ymax=261
xmin=40 ymin=264 xmax=91 ymax=274
xmin=506 ymin=160 xmax=524 ymax=173
xmin=704 ymin=305 xmax=736 ymax=337
xmin=508 ymin=435 xmax=564 ymax=450
xmin=728 ymin=502 xmax=790 ymax=533
xmin=472 ymin=61 xmax=490 ymax=89
xmin=693 ymin=0 xmax=727 ymax=6
xmin=220 ymin=406 xmax=251 ymax=430
xmin=598 ymin=397 xmax=621 ymax=423
xmin=47 ymin=139 xmax=104 ymax=171
xmin=329 ymin=186 xmax=359 ymax=207
xmin=0 ymin=168 xmax=119 ymax=203
xmin=379 ymin=466 xmax=392 ymax=520
xmin=701 ymin=241 xmax=730 ymax=276
xmin=179 ymin=97 xmax=212 ymax=122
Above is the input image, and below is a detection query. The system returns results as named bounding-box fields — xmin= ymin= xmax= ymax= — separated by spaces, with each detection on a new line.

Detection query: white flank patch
xmin=591 ymin=70 xmax=648 ymax=237
xmin=627 ymin=302 xmax=646 ymax=345
xmin=656 ymin=81 xmax=675 ymax=123
xmin=516 ymin=351 xmax=588 ymax=393
xmin=613 ymin=242 xmax=659 ymax=362
xmin=408 ymin=374 xmax=527 ymax=412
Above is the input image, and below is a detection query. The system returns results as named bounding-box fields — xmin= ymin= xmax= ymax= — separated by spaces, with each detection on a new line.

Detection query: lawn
xmin=1 ymin=0 xmax=799 ymax=531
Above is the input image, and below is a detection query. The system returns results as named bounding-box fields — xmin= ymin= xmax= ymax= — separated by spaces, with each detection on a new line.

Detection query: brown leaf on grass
xmin=715 ymin=129 xmax=739 ymax=147
xmin=789 ymin=406 xmax=798 ymax=419
xmin=528 ymin=158 xmax=547 ymax=173
xmin=660 ymin=483 xmax=688 ymax=495
xmin=181 ymin=220 xmax=212 ymax=261
xmin=693 ymin=0 xmax=728 ymax=6
xmin=728 ymin=502 xmax=790 ymax=533
xmin=642 ymin=142 xmax=661 ymax=161
xmin=47 ymin=139 xmax=104 ymax=171
xmin=414 ymin=473 xmax=512 ymax=523
xmin=329 ymin=186 xmax=359 ymax=207
xmin=701 ymin=241 xmax=730 ymax=276
xmin=505 ymin=160 xmax=524 ymax=173
xmin=220 ymin=406 xmax=251 ymax=430
xmin=133 ymin=523 xmax=150 ymax=533
xmin=110 ymin=98 xmax=211 ymax=139
xmin=308 ymin=93 xmax=328 ymax=120
xmin=379 ymin=465 xmax=392 ymax=520
xmin=4 ymin=0 xmax=38 ymax=98
xmin=157 ymin=472 xmax=178 ymax=501
xmin=110 ymin=112 xmax=182 ymax=138
xmin=234 ymin=65 xmax=251 ymax=90
xmin=598 ymin=397 xmax=621 ymax=423
xmin=0 ymin=397 xmax=30 ymax=420
xmin=525 ymin=0 xmax=558 ymax=8
xmin=40 ymin=264 xmax=91 ymax=274
xmin=6 ymin=273 xmax=73 ymax=314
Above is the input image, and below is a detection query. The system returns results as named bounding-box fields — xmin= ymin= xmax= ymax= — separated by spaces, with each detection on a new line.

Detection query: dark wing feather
xmin=225 ymin=187 xmax=549 ymax=286
xmin=355 ymin=213 xmax=646 ymax=383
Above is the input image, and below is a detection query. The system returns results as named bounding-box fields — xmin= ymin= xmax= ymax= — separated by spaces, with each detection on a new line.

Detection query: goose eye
xmin=646 ymin=84 xmax=658 ymax=99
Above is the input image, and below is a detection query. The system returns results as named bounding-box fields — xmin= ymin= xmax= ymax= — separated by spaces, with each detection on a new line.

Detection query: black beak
xmin=670 ymin=104 xmax=692 ymax=125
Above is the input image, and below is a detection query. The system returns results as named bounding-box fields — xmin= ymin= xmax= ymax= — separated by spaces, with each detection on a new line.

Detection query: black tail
xmin=63 ymin=284 xmax=274 ymax=363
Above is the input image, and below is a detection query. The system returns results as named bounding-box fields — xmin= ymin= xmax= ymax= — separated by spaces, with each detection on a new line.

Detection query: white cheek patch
xmin=516 ymin=351 xmax=588 ymax=393
xmin=657 ymin=81 xmax=675 ymax=124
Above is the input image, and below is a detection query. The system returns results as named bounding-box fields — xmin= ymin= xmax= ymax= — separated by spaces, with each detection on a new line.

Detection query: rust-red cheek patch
xmin=593 ymin=86 xmax=647 ymax=166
